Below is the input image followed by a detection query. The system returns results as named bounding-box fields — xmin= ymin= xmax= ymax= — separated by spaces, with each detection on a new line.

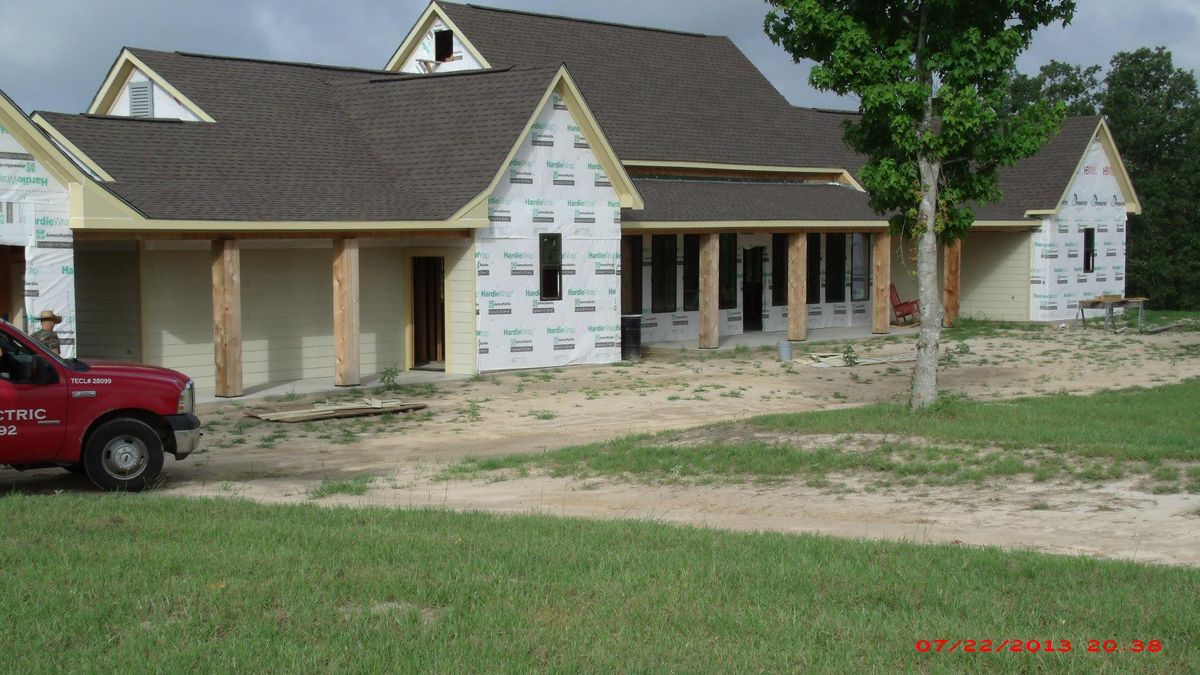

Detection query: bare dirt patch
xmin=6 ymin=324 xmax=1200 ymax=565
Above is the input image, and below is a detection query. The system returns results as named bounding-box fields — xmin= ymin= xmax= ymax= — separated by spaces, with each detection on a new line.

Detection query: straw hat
xmin=36 ymin=310 xmax=63 ymax=325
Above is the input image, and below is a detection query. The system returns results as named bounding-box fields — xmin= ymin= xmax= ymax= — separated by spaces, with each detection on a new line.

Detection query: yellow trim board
xmin=384 ymin=2 xmax=492 ymax=72
xmin=451 ymin=66 xmax=644 ymax=221
xmin=0 ymin=91 xmax=89 ymax=188
xmin=73 ymin=218 xmax=486 ymax=234
xmin=622 ymin=220 xmax=889 ymax=231
xmin=624 ymin=159 xmax=865 ymax=192
xmin=1095 ymin=118 xmax=1142 ymax=215
xmin=87 ymin=49 xmax=215 ymax=123
xmin=31 ymin=114 xmax=116 ymax=182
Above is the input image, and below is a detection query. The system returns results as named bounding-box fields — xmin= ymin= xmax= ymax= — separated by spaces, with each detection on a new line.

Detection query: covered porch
xmin=73 ymin=228 xmax=477 ymax=399
xmin=621 ymin=177 xmax=899 ymax=349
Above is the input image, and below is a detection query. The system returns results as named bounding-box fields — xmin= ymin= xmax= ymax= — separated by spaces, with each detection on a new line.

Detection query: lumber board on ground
xmin=251 ymin=399 xmax=427 ymax=423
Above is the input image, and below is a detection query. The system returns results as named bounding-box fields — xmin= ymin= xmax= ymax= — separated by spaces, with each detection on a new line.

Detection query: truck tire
xmin=83 ymin=418 xmax=165 ymax=492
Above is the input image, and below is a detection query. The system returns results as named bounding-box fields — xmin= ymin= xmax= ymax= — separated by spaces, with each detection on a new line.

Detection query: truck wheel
xmin=83 ymin=419 xmax=165 ymax=492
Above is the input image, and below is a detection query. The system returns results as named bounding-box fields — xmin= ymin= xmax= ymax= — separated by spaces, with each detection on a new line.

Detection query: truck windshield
xmin=1 ymin=320 xmax=87 ymax=372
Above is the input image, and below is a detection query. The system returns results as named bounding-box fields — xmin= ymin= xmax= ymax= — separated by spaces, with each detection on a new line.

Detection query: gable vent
xmin=128 ymin=80 xmax=155 ymax=118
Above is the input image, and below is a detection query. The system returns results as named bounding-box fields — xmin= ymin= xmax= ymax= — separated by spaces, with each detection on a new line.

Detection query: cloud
xmin=0 ymin=0 xmax=1195 ymax=114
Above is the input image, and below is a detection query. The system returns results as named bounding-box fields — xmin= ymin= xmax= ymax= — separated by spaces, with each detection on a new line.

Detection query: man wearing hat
xmin=33 ymin=310 xmax=63 ymax=355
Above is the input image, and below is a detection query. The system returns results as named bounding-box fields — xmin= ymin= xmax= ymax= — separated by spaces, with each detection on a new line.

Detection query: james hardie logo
xmin=531 ymin=122 xmax=556 ymax=147
xmin=482 ymin=289 xmax=514 ymax=316
xmin=570 ymin=199 xmax=596 ymax=224
xmin=506 ymin=250 xmax=535 ymax=276
xmin=590 ymin=162 xmax=612 ymax=188
xmin=568 ymin=123 xmax=589 ymax=149
xmin=476 ymin=250 xmax=492 ymax=277
xmin=551 ymin=93 xmax=568 ymax=111
xmin=526 ymin=197 xmax=556 ymax=224
xmin=507 ymin=328 xmax=535 ymax=353
xmin=508 ymin=159 xmax=533 ymax=185
xmin=488 ymin=197 xmax=513 ymax=223
xmin=548 ymin=326 xmax=577 ymax=351
xmin=548 ymin=160 xmax=576 ymax=186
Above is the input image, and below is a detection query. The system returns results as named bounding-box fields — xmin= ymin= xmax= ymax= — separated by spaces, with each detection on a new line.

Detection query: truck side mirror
xmin=29 ymin=356 xmax=58 ymax=385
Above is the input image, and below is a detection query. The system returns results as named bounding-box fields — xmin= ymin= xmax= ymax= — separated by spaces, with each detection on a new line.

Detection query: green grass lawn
xmin=445 ymin=381 xmax=1200 ymax=491
xmin=1 ymin=495 xmax=1196 ymax=672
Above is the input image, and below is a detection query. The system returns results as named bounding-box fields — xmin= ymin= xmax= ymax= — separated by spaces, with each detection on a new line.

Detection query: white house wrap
xmin=1030 ymin=139 xmax=1129 ymax=322
xmin=475 ymin=92 xmax=622 ymax=371
xmin=0 ymin=123 xmax=75 ymax=356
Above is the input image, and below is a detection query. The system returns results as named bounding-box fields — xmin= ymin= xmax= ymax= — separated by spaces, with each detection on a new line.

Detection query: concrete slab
xmin=197 ymin=369 xmax=468 ymax=405
xmin=644 ymin=325 xmax=919 ymax=352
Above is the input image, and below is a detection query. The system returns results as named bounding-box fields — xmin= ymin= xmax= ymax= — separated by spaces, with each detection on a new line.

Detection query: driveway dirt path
xmin=6 ymin=324 xmax=1200 ymax=565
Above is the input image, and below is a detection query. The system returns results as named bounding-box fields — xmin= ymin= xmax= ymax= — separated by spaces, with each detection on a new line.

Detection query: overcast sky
xmin=1 ymin=0 xmax=1197 ymax=114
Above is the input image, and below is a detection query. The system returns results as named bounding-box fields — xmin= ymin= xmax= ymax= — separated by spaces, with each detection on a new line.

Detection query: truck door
xmin=0 ymin=330 xmax=69 ymax=464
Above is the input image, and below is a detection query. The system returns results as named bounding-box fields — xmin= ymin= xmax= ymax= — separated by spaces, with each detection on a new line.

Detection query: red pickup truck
xmin=0 ymin=320 xmax=200 ymax=491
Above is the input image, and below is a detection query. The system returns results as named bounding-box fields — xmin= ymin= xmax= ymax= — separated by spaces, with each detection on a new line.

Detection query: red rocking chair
xmin=890 ymin=284 xmax=919 ymax=325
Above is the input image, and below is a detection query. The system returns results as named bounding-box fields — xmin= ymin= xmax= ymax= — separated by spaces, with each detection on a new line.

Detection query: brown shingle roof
xmin=39 ymin=50 xmax=561 ymax=221
xmin=623 ymin=179 xmax=882 ymax=223
xmin=786 ymin=108 xmax=1101 ymax=221
xmin=437 ymin=2 xmax=826 ymax=167
xmin=435 ymin=4 xmax=1107 ymax=219
xmin=975 ymin=115 xmax=1102 ymax=220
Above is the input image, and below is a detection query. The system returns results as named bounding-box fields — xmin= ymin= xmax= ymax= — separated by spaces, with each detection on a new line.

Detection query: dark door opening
xmin=0 ymin=246 xmax=24 ymax=323
xmin=412 ymin=257 xmax=445 ymax=370
xmin=743 ymin=246 xmax=765 ymax=332
xmin=620 ymin=235 xmax=643 ymax=315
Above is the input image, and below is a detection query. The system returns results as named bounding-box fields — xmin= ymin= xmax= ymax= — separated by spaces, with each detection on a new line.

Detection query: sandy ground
xmin=5 ymin=323 xmax=1200 ymax=565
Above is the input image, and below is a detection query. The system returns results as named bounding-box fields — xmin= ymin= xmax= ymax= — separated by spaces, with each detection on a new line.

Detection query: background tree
xmin=1008 ymin=48 xmax=1200 ymax=309
xmin=1101 ymin=48 xmax=1200 ymax=309
xmin=765 ymin=0 xmax=1074 ymax=409
xmin=1005 ymin=60 xmax=1101 ymax=116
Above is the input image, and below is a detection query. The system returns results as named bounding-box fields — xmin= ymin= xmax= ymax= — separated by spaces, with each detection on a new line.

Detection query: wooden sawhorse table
xmin=1077 ymin=297 xmax=1147 ymax=331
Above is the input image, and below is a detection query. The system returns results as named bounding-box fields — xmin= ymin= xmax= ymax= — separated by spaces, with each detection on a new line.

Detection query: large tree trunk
xmin=911 ymin=155 xmax=944 ymax=410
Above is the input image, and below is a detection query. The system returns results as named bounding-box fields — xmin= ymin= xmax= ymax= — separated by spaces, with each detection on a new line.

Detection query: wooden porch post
xmin=699 ymin=232 xmax=720 ymax=349
xmin=872 ymin=232 xmax=891 ymax=334
xmin=211 ymin=239 xmax=243 ymax=398
xmin=333 ymin=237 xmax=361 ymax=387
xmin=943 ymin=239 xmax=962 ymax=327
xmin=787 ymin=232 xmax=807 ymax=341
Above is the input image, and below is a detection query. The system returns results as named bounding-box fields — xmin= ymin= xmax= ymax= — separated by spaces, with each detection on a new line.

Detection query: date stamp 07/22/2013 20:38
xmin=915 ymin=639 xmax=1164 ymax=655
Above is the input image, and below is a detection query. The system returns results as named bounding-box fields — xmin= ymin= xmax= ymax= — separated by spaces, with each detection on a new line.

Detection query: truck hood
xmin=80 ymin=360 xmax=190 ymax=389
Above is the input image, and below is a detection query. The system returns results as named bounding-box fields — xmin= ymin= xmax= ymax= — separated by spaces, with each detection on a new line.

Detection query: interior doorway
xmin=742 ymin=246 xmax=765 ymax=332
xmin=412 ymin=256 xmax=445 ymax=370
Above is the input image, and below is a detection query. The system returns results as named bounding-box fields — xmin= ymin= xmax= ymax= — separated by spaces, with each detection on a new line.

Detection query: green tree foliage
xmin=1010 ymin=48 xmax=1200 ymax=308
xmin=1102 ymin=48 xmax=1200 ymax=309
xmin=764 ymin=0 xmax=1074 ymax=409
xmin=1006 ymin=61 xmax=1101 ymax=116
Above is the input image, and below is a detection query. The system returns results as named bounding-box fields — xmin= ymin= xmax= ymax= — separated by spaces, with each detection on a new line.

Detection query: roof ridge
xmin=36 ymin=111 xmax=188 ymax=124
xmin=439 ymin=1 xmax=714 ymax=39
xmin=357 ymin=64 xmax=571 ymax=84
xmin=131 ymin=48 xmax=399 ymax=77
xmin=793 ymin=105 xmax=860 ymax=116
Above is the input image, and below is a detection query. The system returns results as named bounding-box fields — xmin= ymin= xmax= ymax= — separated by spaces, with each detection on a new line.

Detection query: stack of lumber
xmin=251 ymin=398 xmax=427 ymax=423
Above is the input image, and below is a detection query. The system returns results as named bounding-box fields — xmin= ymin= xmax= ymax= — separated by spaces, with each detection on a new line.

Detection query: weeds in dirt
xmin=443 ymin=381 xmax=1200 ymax=494
xmin=308 ymin=476 xmax=372 ymax=499
xmin=454 ymin=400 xmax=485 ymax=424
xmin=527 ymin=410 xmax=557 ymax=421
